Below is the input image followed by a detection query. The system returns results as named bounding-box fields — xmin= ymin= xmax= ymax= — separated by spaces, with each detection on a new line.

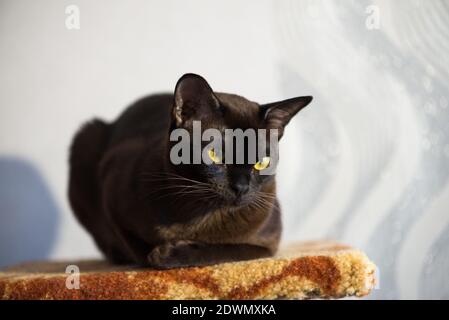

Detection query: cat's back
xmin=108 ymin=93 xmax=173 ymax=145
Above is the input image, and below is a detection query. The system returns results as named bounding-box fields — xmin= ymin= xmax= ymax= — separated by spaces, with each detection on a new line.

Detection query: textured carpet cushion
xmin=0 ymin=241 xmax=376 ymax=300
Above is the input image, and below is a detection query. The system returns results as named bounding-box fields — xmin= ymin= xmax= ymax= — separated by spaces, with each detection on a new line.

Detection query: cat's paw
xmin=147 ymin=243 xmax=173 ymax=267
xmin=147 ymin=240 xmax=198 ymax=269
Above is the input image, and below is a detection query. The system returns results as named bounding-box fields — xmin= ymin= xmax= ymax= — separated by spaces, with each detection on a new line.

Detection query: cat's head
xmin=168 ymin=73 xmax=312 ymax=208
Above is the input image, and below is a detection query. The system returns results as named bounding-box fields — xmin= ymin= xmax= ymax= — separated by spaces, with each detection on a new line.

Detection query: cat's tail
xmin=69 ymin=119 xmax=132 ymax=264
xmin=68 ymin=119 xmax=112 ymax=250
xmin=69 ymin=119 xmax=110 ymax=175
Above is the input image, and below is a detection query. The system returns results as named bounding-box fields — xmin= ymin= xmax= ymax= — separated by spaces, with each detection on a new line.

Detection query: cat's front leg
xmin=147 ymin=241 xmax=272 ymax=269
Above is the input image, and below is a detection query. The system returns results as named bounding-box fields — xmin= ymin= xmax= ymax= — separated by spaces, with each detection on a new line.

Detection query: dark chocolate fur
xmin=68 ymin=74 xmax=312 ymax=268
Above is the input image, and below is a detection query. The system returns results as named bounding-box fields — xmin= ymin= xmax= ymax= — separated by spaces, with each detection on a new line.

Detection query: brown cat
xmin=68 ymin=73 xmax=312 ymax=268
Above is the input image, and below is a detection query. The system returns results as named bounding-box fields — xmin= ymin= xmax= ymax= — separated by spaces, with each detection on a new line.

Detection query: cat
xmin=68 ymin=73 xmax=313 ymax=268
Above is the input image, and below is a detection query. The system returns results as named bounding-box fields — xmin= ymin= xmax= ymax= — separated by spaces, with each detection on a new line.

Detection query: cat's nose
xmin=231 ymin=182 xmax=250 ymax=197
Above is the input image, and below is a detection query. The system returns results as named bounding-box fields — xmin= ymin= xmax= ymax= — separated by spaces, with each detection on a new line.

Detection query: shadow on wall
xmin=0 ymin=156 xmax=60 ymax=268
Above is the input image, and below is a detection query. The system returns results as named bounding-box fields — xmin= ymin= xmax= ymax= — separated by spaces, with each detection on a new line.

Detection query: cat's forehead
xmin=215 ymin=92 xmax=261 ymax=129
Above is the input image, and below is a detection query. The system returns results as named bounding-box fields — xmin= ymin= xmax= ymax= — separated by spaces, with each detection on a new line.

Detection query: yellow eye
xmin=254 ymin=157 xmax=270 ymax=171
xmin=208 ymin=148 xmax=221 ymax=164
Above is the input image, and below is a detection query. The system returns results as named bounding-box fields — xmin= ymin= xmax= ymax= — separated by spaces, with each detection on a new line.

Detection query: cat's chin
xmin=226 ymin=204 xmax=247 ymax=211
xmin=224 ymin=196 xmax=252 ymax=210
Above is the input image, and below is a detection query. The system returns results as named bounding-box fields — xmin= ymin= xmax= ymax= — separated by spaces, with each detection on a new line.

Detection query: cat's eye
xmin=207 ymin=148 xmax=221 ymax=164
xmin=254 ymin=157 xmax=270 ymax=171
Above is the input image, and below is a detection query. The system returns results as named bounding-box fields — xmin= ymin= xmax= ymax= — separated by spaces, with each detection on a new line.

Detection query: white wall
xmin=0 ymin=0 xmax=282 ymax=260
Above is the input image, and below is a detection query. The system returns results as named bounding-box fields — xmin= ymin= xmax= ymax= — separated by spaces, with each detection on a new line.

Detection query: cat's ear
xmin=260 ymin=96 xmax=313 ymax=138
xmin=173 ymin=73 xmax=221 ymax=127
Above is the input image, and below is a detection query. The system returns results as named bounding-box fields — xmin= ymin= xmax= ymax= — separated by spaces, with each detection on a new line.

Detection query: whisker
xmin=140 ymin=171 xmax=210 ymax=186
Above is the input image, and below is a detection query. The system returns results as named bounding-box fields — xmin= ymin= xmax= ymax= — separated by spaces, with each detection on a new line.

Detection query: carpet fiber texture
xmin=0 ymin=241 xmax=376 ymax=299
